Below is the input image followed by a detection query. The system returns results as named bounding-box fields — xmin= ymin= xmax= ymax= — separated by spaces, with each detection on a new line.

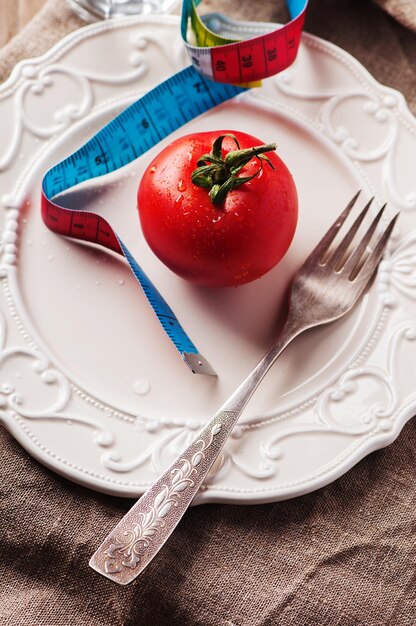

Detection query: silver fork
xmin=90 ymin=191 xmax=398 ymax=584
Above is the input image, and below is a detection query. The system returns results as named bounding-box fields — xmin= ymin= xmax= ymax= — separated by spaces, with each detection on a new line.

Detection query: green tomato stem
xmin=191 ymin=134 xmax=277 ymax=206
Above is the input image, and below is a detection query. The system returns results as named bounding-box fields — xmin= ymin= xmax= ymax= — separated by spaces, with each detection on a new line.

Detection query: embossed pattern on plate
xmin=0 ymin=16 xmax=415 ymax=502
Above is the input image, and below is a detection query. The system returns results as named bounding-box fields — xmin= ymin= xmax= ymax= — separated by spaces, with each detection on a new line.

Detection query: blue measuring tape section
xmin=41 ymin=67 xmax=245 ymax=375
xmin=41 ymin=1 xmax=308 ymax=375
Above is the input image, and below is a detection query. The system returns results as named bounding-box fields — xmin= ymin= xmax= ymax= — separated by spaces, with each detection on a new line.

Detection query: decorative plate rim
xmin=0 ymin=15 xmax=415 ymax=503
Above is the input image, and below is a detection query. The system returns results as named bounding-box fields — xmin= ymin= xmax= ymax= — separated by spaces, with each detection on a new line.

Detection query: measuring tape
xmin=182 ymin=0 xmax=307 ymax=84
xmin=41 ymin=1 xmax=307 ymax=375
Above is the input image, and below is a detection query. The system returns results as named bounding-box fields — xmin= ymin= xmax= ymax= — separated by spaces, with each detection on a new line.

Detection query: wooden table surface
xmin=0 ymin=0 xmax=46 ymax=48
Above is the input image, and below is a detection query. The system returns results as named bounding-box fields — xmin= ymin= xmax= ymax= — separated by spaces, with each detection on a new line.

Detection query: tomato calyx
xmin=191 ymin=134 xmax=277 ymax=205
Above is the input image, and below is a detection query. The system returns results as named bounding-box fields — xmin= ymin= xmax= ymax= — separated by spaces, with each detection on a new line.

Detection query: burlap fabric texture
xmin=374 ymin=0 xmax=416 ymax=30
xmin=1 ymin=1 xmax=416 ymax=625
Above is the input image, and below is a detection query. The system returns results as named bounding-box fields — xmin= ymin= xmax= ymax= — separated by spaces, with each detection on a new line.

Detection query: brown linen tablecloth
xmin=1 ymin=1 xmax=416 ymax=625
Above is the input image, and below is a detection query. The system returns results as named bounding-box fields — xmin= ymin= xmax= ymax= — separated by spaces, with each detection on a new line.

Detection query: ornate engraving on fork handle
xmin=91 ymin=410 xmax=239 ymax=583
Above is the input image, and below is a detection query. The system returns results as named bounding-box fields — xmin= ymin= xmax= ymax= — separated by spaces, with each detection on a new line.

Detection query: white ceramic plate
xmin=1 ymin=16 xmax=415 ymax=503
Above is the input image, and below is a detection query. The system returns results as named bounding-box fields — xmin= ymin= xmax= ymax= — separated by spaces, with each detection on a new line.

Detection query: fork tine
xmin=307 ymin=190 xmax=361 ymax=264
xmin=328 ymin=197 xmax=374 ymax=269
xmin=343 ymin=204 xmax=386 ymax=277
xmin=353 ymin=213 xmax=399 ymax=282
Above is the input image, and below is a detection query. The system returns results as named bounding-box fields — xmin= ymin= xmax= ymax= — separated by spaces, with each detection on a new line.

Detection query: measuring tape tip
xmin=183 ymin=352 xmax=217 ymax=377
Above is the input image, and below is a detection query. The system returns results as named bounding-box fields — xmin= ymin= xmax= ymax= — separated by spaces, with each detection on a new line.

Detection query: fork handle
xmin=89 ymin=321 xmax=300 ymax=584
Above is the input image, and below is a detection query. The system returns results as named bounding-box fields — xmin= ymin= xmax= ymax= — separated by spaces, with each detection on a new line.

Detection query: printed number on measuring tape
xmin=41 ymin=0 xmax=308 ymax=375
xmin=182 ymin=0 xmax=308 ymax=84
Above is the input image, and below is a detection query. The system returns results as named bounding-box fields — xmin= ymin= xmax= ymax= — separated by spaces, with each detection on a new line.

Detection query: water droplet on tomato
xmin=150 ymin=165 xmax=157 ymax=174
xmin=175 ymin=194 xmax=183 ymax=208
xmin=177 ymin=179 xmax=187 ymax=192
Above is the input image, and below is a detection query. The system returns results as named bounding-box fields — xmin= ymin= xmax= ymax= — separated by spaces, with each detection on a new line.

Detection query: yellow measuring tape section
xmin=189 ymin=0 xmax=262 ymax=87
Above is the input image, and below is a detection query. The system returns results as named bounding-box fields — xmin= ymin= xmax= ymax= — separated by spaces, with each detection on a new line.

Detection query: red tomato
xmin=137 ymin=130 xmax=298 ymax=287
